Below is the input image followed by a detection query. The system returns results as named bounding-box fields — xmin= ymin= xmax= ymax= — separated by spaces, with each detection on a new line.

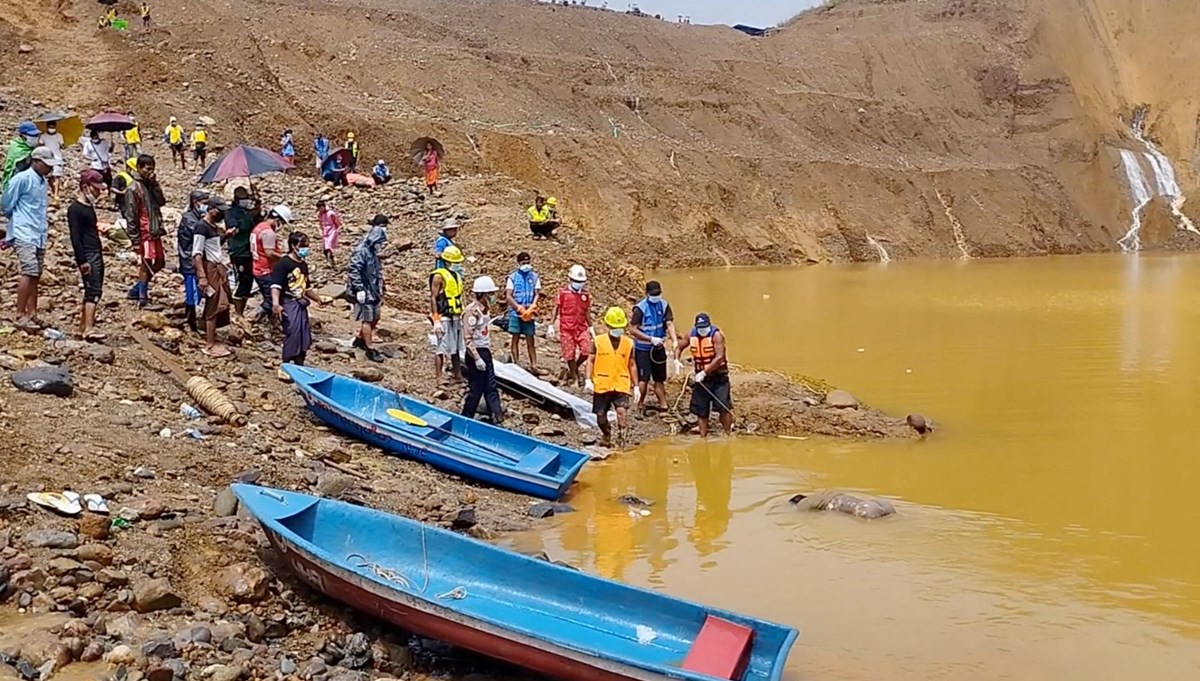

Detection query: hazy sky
xmin=580 ymin=0 xmax=825 ymax=26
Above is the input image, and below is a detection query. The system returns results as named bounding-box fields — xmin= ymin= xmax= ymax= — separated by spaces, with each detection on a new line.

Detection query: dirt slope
xmin=3 ymin=0 xmax=1199 ymax=264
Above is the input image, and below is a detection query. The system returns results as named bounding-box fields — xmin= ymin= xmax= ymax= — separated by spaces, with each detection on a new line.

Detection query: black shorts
xmin=231 ymin=256 xmax=254 ymax=300
xmin=690 ymin=373 xmax=733 ymax=418
xmin=193 ymin=143 xmax=206 ymax=160
xmin=635 ymin=346 xmax=668 ymax=384
xmin=170 ymin=142 xmax=184 ymax=155
xmin=530 ymin=221 xmax=559 ymax=237
xmin=592 ymin=391 xmax=630 ymax=414
xmin=80 ymin=254 xmax=105 ymax=303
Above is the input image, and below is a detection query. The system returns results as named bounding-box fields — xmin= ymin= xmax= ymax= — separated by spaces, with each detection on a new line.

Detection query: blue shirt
xmin=314 ymin=137 xmax=330 ymax=160
xmin=0 ymin=168 xmax=48 ymax=248
xmin=433 ymin=234 xmax=455 ymax=267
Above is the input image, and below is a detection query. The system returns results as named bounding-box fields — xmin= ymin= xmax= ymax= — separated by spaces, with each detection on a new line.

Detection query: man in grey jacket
xmin=347 ymin=214 xmax=388 ymax=363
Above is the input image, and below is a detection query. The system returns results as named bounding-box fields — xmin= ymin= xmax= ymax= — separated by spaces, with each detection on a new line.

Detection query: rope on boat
xmin=436 ymin=587 xmax=467 ymax=600
xmin=346 ymin=553 xmax=416 ymax=590
xmin=343 ymin=524 xmax=473 ymax=598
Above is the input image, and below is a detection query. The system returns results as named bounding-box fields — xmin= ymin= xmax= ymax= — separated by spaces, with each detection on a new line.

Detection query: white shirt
xmin=39 ymin=132 xmax=65 ymax=162
xmin=83 ymin=138 xmax=111 ymax=170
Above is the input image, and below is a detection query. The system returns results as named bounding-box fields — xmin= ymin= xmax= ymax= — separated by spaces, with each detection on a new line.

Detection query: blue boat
xmin=281 ymin=364 xmax=588 ymax=500
xmin=233 ymin=484 xmax=799 ymax=681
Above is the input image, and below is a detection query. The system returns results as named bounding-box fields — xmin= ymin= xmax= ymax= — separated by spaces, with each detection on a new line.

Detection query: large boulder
xmin=824 ymin=389 xmax=859 ymax=409
xmin=215 ymin=563 xmax=269 ymax=603
xmin=132 ymin=577 xmax=182 ymax=612
xmin=11 ymin=366 xmax=74 ymax=397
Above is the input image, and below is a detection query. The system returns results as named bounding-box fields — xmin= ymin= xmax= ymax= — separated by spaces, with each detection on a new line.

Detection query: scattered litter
xmin=109 ymin=517 xmax=132 ymax=531
xmin=183 ymin=428 xmax=207 ymax=440
xmin=635 ymin=625 xmax=658 ymax=644
xmin=41 ymin=328 xmax=65 ymax=341
xmin=762 ymin=294 xmax=770 ymax=300
xmin=180 ymin=403 xmax=202 ymax=419
xmin=159 ymin=428 xmax=173 ymax=438
xmin=857 ymin=348 xmax=866 ymax=353
xmin=905 ymin=368 xmax=913 ymax=374
xmin=26 ymin=491 xmax=82 ymax=516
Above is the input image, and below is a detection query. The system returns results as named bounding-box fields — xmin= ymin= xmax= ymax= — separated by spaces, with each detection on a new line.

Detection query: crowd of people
xmin=1 ymin=113 xmax=733 ymax=445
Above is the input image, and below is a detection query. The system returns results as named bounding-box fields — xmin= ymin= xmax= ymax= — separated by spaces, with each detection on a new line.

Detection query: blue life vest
xmin=634 ymin=297 xmax=668 ymax=351
xmin=509 ymin=270 xmax=539 ymax=307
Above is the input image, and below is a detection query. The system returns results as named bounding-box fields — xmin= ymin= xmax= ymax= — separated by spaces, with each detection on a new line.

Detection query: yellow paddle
xmin=385 ymin=408 xmax=521 ymax=462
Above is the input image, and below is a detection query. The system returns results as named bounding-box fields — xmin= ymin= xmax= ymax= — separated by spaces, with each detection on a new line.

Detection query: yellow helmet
xmin=441 ymin=245 xmax=465 ymax=264
xmin=603 ymin=306 xmax=628 ymax=329
xmin=126 ymin=158 xmax=138 ymax=171
xmin=346 ymin=132 xmax=355 ymax=140
xmin=546 ymin=197 xmax=558 ymax=206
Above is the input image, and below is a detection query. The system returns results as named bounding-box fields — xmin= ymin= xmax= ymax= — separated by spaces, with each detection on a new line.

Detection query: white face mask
xmin=570 ymin=281 xmax=584 ymax=292
xmin=697 ymin=326 xmax=713 ymax=337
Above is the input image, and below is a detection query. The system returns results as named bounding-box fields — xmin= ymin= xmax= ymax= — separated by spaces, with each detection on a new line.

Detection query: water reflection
xmin=1119 ymin=255 xmax=1180 ymax=373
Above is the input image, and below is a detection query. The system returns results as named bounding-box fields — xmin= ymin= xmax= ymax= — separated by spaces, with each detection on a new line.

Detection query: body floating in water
xmin=789 ymin=491 xmax=896 ymax=519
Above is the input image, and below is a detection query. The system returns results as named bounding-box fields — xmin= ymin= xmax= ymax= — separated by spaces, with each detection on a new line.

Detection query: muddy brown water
xmin=506 ymin=254 xmax=1200 ymax=681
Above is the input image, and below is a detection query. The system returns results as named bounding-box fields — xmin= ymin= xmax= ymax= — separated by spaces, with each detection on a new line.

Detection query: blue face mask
xmin=609 ymin=328 xmax=624 ymax=337
xmin=648 ymin=295 xmax=662 ymax=304
xmin=570 ymin=281 xmax=584 ymax=292
xmin=451 ymin=264 xmax=464 ymax=275
xmin=519 ymin=263 xmax=533 ymax=273
xmin=696 ymin=326 xmax=712 ymax=337
xmin=297 ymin=247 xmax=310 ymax=259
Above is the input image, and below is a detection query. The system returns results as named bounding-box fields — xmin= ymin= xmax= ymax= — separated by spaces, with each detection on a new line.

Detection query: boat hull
xmin=264 ymin=528 xmax=683 ymax=681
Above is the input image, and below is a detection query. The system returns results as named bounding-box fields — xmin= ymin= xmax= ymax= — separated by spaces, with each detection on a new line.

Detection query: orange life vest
xmin=689 ymin=328 xmax=725 ymax=373
xmin=592 ymin=333 xmax=634 ymax=394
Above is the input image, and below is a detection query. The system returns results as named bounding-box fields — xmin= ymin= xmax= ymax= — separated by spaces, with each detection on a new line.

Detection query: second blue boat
xmin=282 ymin=364 xmax=589 ymax=500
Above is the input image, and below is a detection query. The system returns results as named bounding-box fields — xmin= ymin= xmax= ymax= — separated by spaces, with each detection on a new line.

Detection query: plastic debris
xmin=180 ymin=403 xmax=202 ymax=419
xmin=636 ymin=625 xmax=658 ymax=644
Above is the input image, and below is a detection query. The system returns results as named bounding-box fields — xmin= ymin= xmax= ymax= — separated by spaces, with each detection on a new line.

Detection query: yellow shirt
xmin=192 ymin=130 xmax=207 ymax=145
xmin=166 ymin=125 xmax=183 ymax=145
xmin=124 ymin=126 xmax=141 ymax=144
xmin=527 ymin=205 xmax=552 ymax=223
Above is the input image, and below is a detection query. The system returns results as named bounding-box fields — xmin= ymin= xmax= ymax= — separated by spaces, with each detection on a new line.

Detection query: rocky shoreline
xmin=0 ymin=97 xmax=914 ymax=681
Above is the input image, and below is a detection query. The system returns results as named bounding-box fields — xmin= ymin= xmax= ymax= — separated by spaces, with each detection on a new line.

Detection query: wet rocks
xmin=906 ymin=413 xmax=933 ymax=434
xmin=213 ymin=487 xmax=239 ymax=516
xmin=132 ymin=577 xmax=182 ymax=612
xmin=615 ymin=494 xmax=654 ymax=507
xmin=10 ymin=366 xmax=74 ymax=397
xmin=202 ymin=664 xmax=244 ymax=681
xmin=23 ymin=529 xmax=79 ymax=549
xmin=527 ymin=502 xmax=574 ymax=518
xmin=825 ymin=389 xmax=859 ymax=409
xmin=351 ymin=367 xmax=384 ymax=383
xmin=215 ymin=563 xmax=270 ymax=603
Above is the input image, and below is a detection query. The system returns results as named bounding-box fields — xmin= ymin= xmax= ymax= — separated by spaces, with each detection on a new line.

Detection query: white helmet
xmin=568 ymin=264 xmax=587 ymax=282
xmin=472 ymin=276 xmax=499 ymax=294
xmin=270 ymin=204 xmax=293 ymax=223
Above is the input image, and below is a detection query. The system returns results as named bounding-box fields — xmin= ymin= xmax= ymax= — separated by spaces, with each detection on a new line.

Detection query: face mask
xmin=238 ymin=199 xmax=253 ymax=209
xmin=519 ymin=263 xmax=533 ymax=273
xmin=697 ymin=326 xmax=712 ymax=337
xmin=609 ymin=328 xmax=624 ymax=338
xmin=450 ymin=265 xmax=464 ymax=275
xmin=297 ymin=247 xmax=310 ymax=259
xmin=570 ymin=282 xmax=584 ymax=292
xmin=648 ymin=295 xmax=662 ymax=304
xmin=24 ymin=135 xmax=40 ymax=145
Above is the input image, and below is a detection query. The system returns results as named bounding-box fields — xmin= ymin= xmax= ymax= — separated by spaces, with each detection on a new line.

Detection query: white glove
xmin=474 ymin=357 xmax=486 ymax=371
xmin=650 ymin=336 xmax=663 ymax=347
xmin=694 ymin=370 xmax=706 ymax=383
xmin=546 ymin=326 xmax=557 ymax=341
xmin=672 ymin=359 xmax=685 ymax=377
xmin=633 ymin=386 xmax=641 ymax=403
xmin=584 ymin=379 xmax=594 ymax=394
xmin=356 ymin=291 xmax=367 ymax=304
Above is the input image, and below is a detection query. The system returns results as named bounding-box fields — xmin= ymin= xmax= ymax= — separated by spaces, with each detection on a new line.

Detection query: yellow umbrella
xmin=34 ymin=112 xmax=84 ymax=147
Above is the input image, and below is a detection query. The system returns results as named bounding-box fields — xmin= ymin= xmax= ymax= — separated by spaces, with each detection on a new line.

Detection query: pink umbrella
xmin=85 ymin=112 xmax=135 ymax=132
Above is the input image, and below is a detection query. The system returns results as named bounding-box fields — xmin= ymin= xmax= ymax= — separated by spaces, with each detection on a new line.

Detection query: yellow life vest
xmin=141 ymin=5 xmax=150 ymax=18
xmin=592 ymin=333 xmax=634 ymax=394
xmin=124 ymin=126 xmax=141 ymax=144
xmin=166 ymin=125 xmax=183 ymax=145
xmin=527 ymin=205 xmax=551 ymax=223
xmin=192 ymin=130 xmax=207 ymax=145
xmin=431 ymin=268 xmax=463 ymax=316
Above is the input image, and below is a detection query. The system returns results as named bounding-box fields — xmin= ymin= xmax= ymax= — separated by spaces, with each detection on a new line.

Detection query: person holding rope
xmin=629 ymin=280 xmax=680 ymax=413
xmin=676 ymin=312 xmax=733 ymax=437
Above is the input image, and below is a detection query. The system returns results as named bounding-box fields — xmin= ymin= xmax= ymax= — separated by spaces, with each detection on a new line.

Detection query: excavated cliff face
xmin=2 ymin=0 xmax=1197 ymax=263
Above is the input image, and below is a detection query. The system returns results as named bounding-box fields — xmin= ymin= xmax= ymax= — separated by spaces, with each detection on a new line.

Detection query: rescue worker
xmin=675 ymin=313 xmax=733 ymax=437
xmin=463 ymin=275 xmax=503 ymax=423
xmin=191 ymin=121 xmax=209 ymax=167
xmin=505 ymin=251 xmax=542 ymax=373
xmin=430 ymin=245 xmax=466 ymax=384
xmin=585 ymin=307 xmax=639 ymax=448
xmin=547 ymin=264 xmax=593 ymax=386
xmin=123 ymin=112 xmax=141 ymax=160
xmin=140 ymin=2 xmax=150 ymax=27
xmin=112 ymin=158 xmax=137 ymax=213
xmin=164 ymin=116 xmax=186 ymax=170
xmin=347 ymin=215 xmax=388 ymax=364
xmin=250 ymin=205 xmax=292 ymax=318
xmin=345 ymin=131 xmax=359 ymax=170
xmin=526 ymin=194 xmax=560 ymax=239
xmin=629 ymin=280 xmax=680 ymax=413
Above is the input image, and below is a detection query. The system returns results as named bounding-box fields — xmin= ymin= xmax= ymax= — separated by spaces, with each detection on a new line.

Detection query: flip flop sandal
xmin=83 ymin=331 xmax=108 ymax=341
xmin=26 ymin=492 xmax=83 ymax=516
xmin=202 ymin=347 xmax=233 ymax=358
xmin=83 ymin=493 xmax=110 ymax=514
